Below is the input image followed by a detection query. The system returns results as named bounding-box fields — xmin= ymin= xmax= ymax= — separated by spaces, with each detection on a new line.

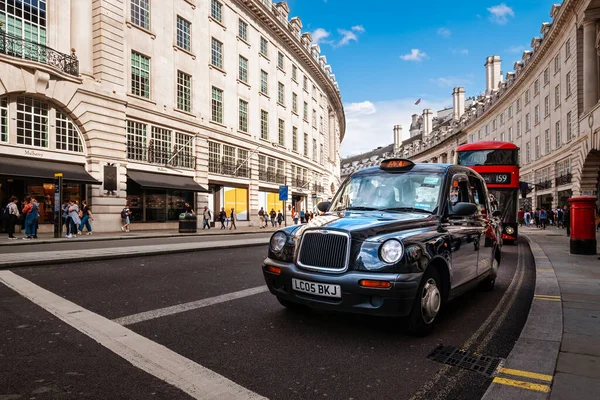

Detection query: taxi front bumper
xmin=262 ymin=257 xmax=423 ymax=317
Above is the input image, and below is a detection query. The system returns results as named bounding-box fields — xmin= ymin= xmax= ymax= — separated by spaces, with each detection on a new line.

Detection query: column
xmin=583 ymin=20 xmax=599 ymax=113
xmin=70 ymin=0 xmax=93 ymax=77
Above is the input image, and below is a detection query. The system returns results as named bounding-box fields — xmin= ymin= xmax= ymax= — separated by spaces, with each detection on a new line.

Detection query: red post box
xmin=568 ymin=196 xmax=597 ymax=255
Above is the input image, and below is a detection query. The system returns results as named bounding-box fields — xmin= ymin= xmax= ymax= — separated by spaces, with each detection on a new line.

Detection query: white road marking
xmin=0 ymin=271 xmax=266 ymax=400
xmin=114 ymin=286 xmax=269 ymax=326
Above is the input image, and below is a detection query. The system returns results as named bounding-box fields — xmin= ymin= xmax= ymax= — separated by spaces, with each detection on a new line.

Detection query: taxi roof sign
xmin=380 ymin=158 xmax=415 ymax=170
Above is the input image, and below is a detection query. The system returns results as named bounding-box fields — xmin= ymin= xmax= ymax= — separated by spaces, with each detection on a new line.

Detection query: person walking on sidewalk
xmin=202 ymin=206 xmax=212 ymax=230
xmin=120 ymin=204 xmax=131 ymax=233
xmin=229 ymin=208 xmax=237 ymax=230
xmin=78 ymin=200 xmax=94 ymax=235
xmin=534 ymin=208 xmax=540 ymax=228
xmin=219 ymin=207 xmax=227 ymax=229
xmin=277 ymin=210 xmax=283 ymax=227
xmin=518 ymin=208 xmax=525 ymax=227
xmin=524 ymin=209 xmax=531 ymax=227
xmin=563 ymin=204 xmax=570 ymax=236
xmin=556 ymin=207 xmax=564 ymax=229
xmin=269 ymin=209 xmax=276 ymax=227
xmin=21 ymin=196 xmax=35 ymax=240
xmin=539 ymin=208 xmax=547 ymax=230
xmin=5 ymin=196 xmax=19 ymax=239
xmin=25 ymin=199 xmax=39 ymax=239
xmin=293 ymin=211 xmax=299 ymax=225
xmin=258 ymin=207 xmax=266 ymax=229
xmin=67 ymin=200 xmax=81 ymax=238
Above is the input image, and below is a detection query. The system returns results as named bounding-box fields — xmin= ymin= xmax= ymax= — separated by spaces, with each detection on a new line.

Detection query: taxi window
xmin=449 ymin=174 xmax=474 ymax=213
xmin=469 ymin=175 xmax=489 ymax=214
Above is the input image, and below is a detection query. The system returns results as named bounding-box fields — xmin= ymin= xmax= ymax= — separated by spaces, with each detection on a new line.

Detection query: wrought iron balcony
xmin=127 ymin=144 xmax=196 ymax=169
xmin=208 ymin=160 xmax=250 ymax=178
xmin=0 ymin=29 xmax=79 ymax=76
xmin=535 ymin=179 xmax=553 ymax=190
xmin=555 ymin=173 xmax=572 ymax=186
xmin=259 ymin=169 xmax=286 ymax=184
xmin=313 ymin=184 xmax=325 ymax=193
xmin=292 ymin=178 xmax=308 ymax=188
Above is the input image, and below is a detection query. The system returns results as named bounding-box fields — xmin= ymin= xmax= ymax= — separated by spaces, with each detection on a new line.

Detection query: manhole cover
xmin=427 ymin=345 xmax=502 ymax=377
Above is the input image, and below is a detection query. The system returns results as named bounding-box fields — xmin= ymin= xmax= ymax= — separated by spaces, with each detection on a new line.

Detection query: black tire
xmin=277 ymin=297 xmax=307 ymax=312
xmin=408 ymin=267 xmax=443 ymax=336
xmin=480 ymin=258 xmax=499 ymax=292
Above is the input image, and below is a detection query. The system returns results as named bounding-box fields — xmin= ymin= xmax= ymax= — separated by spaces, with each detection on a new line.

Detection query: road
xmin=0 ymin=241 xmax=535 ymax=399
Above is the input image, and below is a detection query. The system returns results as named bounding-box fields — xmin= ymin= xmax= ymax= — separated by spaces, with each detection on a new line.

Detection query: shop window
xmin=223 ymin=187 xmax=248 ymax=220
xmin=126 ymin=179 xmax=195 ymax=223
xmin=56 ymin=111 xmax=83 ymax=152
xmin=17 ymin=96 xmax=48 ymax=147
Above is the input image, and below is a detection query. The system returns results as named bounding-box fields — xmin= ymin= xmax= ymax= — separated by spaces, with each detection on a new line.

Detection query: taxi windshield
xmin=330 ymin=171 xmax=444 ymax=213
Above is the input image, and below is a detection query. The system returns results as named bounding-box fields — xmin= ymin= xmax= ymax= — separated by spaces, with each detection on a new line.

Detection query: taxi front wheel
xmin=408 ymin=268 xmax=442 ymax=336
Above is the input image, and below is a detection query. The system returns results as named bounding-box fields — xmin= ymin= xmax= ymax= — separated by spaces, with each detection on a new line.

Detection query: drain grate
xmin=427 ymin=345 xmax=502 ymax=377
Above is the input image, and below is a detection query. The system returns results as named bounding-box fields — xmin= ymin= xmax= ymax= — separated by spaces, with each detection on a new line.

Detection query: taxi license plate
xmin=292 ymin=278 xmax=341 ymax=298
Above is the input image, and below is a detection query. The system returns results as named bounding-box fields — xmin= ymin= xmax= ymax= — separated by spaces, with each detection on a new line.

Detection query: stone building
xmin=344 ymin=0 xmax=600 ymax=212
xmin=0 ymin=0 xmax=345 ymax=232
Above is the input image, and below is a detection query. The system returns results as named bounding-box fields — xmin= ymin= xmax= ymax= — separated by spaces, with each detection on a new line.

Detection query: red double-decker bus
xmin=455 ymin=141 xmax=520 ymax=243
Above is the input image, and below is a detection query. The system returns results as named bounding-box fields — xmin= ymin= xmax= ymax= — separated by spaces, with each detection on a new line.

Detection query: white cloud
xmin=341 ymin=98 xmax=448 ymax=157
xmin=488 ymin=3 xmax=515 ymax=25
xmin=437 ymin=27 xmax=452 ymax=38
xmin=336 ymin=29 xmax=358 ymax=46
xmin=452 ymin=48 xmax=469 ymax=55
xmin=400 ymin=49 xmax=427 ymax=62
xmin=311 ymin=28 xmax=331 ymax=44
xmin=429 ymin=76 xmax=473 ymax=88
xmin=506 ymin=44 xmax=526 ymax=53
xmin=351 ymin=25 xmax=365 ymax=33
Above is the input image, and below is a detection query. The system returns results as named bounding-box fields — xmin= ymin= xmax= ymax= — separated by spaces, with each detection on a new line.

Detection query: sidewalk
xmin=484 ymin=225 xmax=600 ymax=399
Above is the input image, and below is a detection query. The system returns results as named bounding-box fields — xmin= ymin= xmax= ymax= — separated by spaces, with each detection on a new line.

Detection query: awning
xmin=127 ymin=170 xmax=209 ymax=192
xmin=0 ymin=155 xmax=101 ymax=184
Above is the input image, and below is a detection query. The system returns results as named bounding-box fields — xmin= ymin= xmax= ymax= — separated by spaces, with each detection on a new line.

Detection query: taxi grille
xmin=297 ymin=230 xmax=349 ymax=272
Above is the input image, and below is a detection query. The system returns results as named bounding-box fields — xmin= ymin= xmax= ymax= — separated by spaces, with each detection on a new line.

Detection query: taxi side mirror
xmin=316 ymin=201 xmax=331 ymax=213
xmin=492 ymin=210 xmax=502 ymax=218
xmin=452 ymin=202 xmax=478 ymax=216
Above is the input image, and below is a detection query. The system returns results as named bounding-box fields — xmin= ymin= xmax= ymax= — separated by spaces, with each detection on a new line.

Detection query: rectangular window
xmin=211 ymin=86 xmax=223 ymax=123
xmin=292 ymin=93 xmax=298 ymax=113
xmin=292 ymin=64 xmax=298 ymax=81
xmin=508 ymin=106 xmax=513 ymax=119
xmin=303 ymin=132 xmax=308 ymax=157
xmin=485 ymin=124 xmax=489 ymax=135
xmin=176 ymin=16 xmax=191 ymax=51
xmin=534 ymin=105 xmax=539 ymax=124
xmin=176 ymin=70 xmax=191 ymax=112
xmin=534 ymin=79 xmax=540 ymax=95
xmin=566 ymin=38 xmax=571 ymax=59
xmin=260 ymin=70 xmax=268 ymax=95
xmin=131 ymin=0 xmax=150 ymax=29
xmin=535 ymin=136 xmax=540 ymax=159
xmin=478 ymin=129 xmax=481 ymax=140
xmin=517 ymin=120 xmax=522 ymax=136
xmin=508 ymin=127 xmax=513 ymax=142
xmin=544 ymin=68 xmax=549 ymax=84
xmin=211 ymin=38 xmax=223 ymax=69
xmin=292 ymin=127 xmax=298 ymax=152
xmin=526 ymin=142 xmax=531 ymax=163
xmin=566 ymin=71 xmax=572 ymax=96
xmin=319 ymin=116 xmax=323 ymax=133
xmin=238 ymin=55 xmax=248 ymax=83
xmin=525 ymin=113 xmax=530 ymax=131
xmin=303 ymin=75 xmax=308 ymax=92
xmin=260 ymin=110 xmax=268 ymax=139
xmin=277 ymin=52 xmax=284 ymax=70
xmin=312 ymin=138 xmax=317 ymax=161
xmin=470 ymin=133 xmax=475 ymax=143
xmin=320 ymin=144 xmax=324 ymax=165
xmin=278 ymin=119 xmax=285 ymax=145
xmin=544 ymin=95 xmax=549 ymax=116
xmin=238 ymin=19 xmax=248 ymax=41
xmin=208 ymin=141 xmax=221 ymax=173
xmin=260 ymin=36 xmax=268 ymax=57
xmin=555 ymin=84 xmax=561 ymax=107
xmin=566 ymin=112 xmax=572 ymax=141
xmin=151 ymin=126 xmax=172 ymax=165
xmin=555 ymin=121 xmax=561 ymax=147
xmin=303 ymin=102 xmax=308 ymax=120
xmin=525 ymin=89 xmax=530 ymax=104
xmin=0 ymin=97 xmax=7 ymax=142
xmin=278 ymin=82 xmax=285 ymax=105
xmin=516 ymin=98 xmax=521 ymax=112
xmin=312 ymin=84 xmax=317 ymax=99
xmin=211 ymin=0 xmax=222 ymax=22
xmin=500 ymin=132 xmax=505 ymax=141
xmin=554 ymin=54 xmax=560 ymax=73
xmin=131 ymin=51 xmax=150 ymax=98
xmin=238 ymin=99 xmax=248 ymax=132
xmin=500 ymin=113 xmax=505 ymax=125
xmin=126 ymin=120 xmax=147 ymax=161
xmin=312 ymin=109 xmax=317 ymax=127
xmin=545 ymin=129 xmax=550 ymax=154
xmin=492 ymin=119 xmax=497 ymax=131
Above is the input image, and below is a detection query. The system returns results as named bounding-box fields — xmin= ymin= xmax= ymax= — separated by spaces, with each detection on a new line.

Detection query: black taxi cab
xmin=262 ymin=159 xmax=502 ymax=335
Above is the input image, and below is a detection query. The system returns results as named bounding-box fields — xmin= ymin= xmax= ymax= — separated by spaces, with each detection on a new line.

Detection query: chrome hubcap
xmin=421 ymin=278 xmax=441 ymax=324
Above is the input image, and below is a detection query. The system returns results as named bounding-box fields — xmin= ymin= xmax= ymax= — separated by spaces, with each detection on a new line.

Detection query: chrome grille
xmin=297 ymin=230 xmax=350 ymax=272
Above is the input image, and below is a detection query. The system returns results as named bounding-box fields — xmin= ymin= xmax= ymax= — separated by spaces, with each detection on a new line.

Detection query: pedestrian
xmin=534 ymin=208 xmax=540 ymax=228
xmin=24 ymin=198 xmax=39 ymax=239
xmin=294 ymin=211 xmax=299 ymax=225
xmin=120 ymin=204 xmax=131 ymax=233
xmin=229 ymin=207 xmax=237 ymax=230
xmin=270 ymin=209 xmax=276 ymax=227
xmin=517 ymin=208 xmax=525 ymax=227
xmin=300 ymin=209 xmax=306 ymax=223
xmin=21 ymin=196 xmax=33 ymax=240
xmin=277 ymin=210 xmax=283 ymax=227
xmin=202 ymin=206 xmax=212 ymax=229
xmin=67 ymin=200 xmax=81 ymax=238
xmin=78 ymin=200 xmax=94 ymax=235
xmin=184 ymin=202 xmax=195 ymax=215
xmin=4 ymin=196 xmax=19 ymax=239
xmin=563 ymin=205 xmax=571 ymax=236
xmin=309 ymin=211 xmax=314 ymax=221
xmin=556 ymin=207 xmax=564 ymax=229
xmin=219 ymin=207 xmax=227 ymax=229
xmin=548 ymin=208 xmax=554 ymax=226
xmin=524 ymin=210 xmax=531 ymax=227
xmin=258 ymin=207 xmax=266 ymax=228
xmin=539 ymin=208 xmax=547 ymax=230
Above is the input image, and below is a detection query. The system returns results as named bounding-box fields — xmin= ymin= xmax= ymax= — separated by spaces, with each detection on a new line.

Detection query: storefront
xmin=557 ymin=189 xmax=573 ymax=208
xmin=259 ymin=190 xmax=284 ymax=216
xmin=126 ymin=170 xmax=208 ymax=223
xmin=221 ymin=186 xmax=249 ymax=221
xmin=537 ymin=193 xmax=554 ymax=210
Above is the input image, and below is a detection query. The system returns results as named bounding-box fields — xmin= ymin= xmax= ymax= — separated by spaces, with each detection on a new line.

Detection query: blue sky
xmin=286 ymin=0 xmax=559 ymax=156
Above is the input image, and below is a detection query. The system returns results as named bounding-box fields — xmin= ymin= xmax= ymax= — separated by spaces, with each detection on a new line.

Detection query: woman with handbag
xmin=78 ymin=200 xmax=94 ymax=235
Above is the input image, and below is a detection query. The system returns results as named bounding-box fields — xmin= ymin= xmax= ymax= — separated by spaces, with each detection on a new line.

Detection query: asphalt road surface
xmin=0 ymin=240 xmax=534 ymax=400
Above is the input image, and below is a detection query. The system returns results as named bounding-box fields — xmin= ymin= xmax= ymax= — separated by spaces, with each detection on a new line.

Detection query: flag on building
xmin=415 ymin=98 xmax=421 ymax=105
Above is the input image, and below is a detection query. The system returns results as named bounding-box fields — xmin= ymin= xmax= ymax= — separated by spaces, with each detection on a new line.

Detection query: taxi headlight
xmin=379 ymin=239 xmax=404 ymax=264
xmin=270 ymin=232 xmax=287 ymax=252
xmin=505 ymin=226 xmax=515 ymax=235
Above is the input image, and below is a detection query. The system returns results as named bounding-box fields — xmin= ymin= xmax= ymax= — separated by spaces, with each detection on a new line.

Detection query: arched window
xmin=1 ymin=95 xmax=84 ymax=153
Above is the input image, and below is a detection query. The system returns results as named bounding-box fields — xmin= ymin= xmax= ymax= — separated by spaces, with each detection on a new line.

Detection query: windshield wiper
xmin=380 ymin=207 xmax=433 ymax=214
xmin=342 ymin=206 xmax=381 ymax=211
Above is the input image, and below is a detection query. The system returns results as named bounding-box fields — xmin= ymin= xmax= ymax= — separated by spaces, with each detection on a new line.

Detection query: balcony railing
xmin=555 ymin=173 xmax=572 ymax=186
xmin=0 ymin=29 xmax=79 ymax=76
xmin=313 ymin=184 xmax=325 ymax=193
xmin=259 ymin=169 xmax=286 ymax=184
xmin=535 ymin=179 xmax=553 ymax=190
xmin=208 ymin=161 xmax=250 ymax=178
xmin=292 ymin=177 xmax=308 ymax=188
xmin=127 ymin=144 xmax=196 ymax=169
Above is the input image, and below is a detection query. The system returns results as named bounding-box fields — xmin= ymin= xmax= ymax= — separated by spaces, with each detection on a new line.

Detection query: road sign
xmin=279 ymin=185 xmax=289 ymax=201
xmin=311 ymin=193 xmax=317 ymax=199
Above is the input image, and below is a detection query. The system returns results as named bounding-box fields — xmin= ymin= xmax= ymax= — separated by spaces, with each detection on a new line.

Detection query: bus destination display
xmin=480 ymin=173 xmax=511 ymax=185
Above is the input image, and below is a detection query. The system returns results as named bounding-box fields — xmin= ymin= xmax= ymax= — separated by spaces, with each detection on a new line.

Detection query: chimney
xmin=485 ymin=55 xmax=502 ymax=93
xmin=409 ymin=114 xmax=419 ymax=137
xmin=485 ymin=56 xmax=493 ymax=94
xmin=452 ymin=87 xmax=465 ymax=120
xmin=423 ymin=109 xmax=433 ymax=136
xmin=393 ymin=125 xmax=403 ymax=152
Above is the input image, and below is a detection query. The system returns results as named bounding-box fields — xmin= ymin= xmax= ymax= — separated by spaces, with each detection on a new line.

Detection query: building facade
xmin=0 ymin=0 xmax=345 ymax=232
xmin=345 ymin=0 xmax=600 ymax=212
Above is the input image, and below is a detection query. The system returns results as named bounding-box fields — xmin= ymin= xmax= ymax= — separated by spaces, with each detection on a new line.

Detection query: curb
xmin=481 ymin=234 xmax=562 ymax=399
xmin=0 ymin=240 xmax=269 ymax=269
